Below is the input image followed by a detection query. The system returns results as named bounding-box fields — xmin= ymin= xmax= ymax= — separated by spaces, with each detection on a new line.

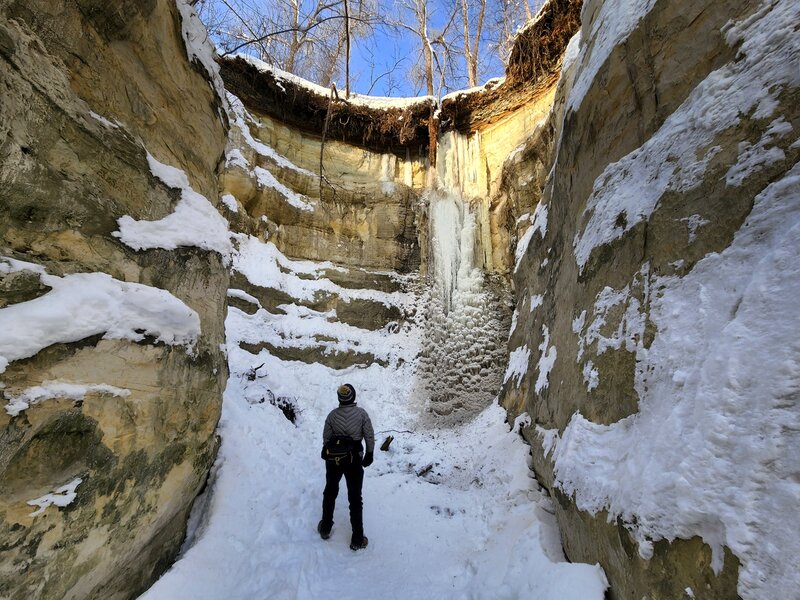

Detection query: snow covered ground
xmin=140 ymin=234 xmax=607 ymax=599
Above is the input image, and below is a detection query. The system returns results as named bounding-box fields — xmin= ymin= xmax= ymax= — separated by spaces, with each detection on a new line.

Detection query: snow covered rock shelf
xmin=0 ymin=1 xmax=229 ymax=598
xmin=501 ymin=0 xmax=800 ymax=598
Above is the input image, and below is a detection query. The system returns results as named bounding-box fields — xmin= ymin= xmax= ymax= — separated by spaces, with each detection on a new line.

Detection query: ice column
xmin=418 ymin=190 xmax=508 ymax=421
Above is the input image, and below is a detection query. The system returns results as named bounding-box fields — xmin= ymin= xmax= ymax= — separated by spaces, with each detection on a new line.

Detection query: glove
xmin=321 ymin=446 xmax=327 ymax=460
xmin=362 ymin=451 xmax=373 ymax=468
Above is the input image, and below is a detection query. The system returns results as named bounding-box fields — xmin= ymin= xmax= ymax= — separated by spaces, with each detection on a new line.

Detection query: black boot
xmin=317 ymin=520 xmax=332 ymax=540
xmin=349 ymin=534 xmax=368 ymax=550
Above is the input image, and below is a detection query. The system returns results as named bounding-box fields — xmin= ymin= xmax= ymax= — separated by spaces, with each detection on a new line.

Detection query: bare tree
xmin=489 ymin=0 xmax=540 ymax=63
xmin=391 ymin=0 xmax=459 ymax=97
xmin=195 ymin=0 xmax=379 ymax=87
xmin=195 ymin=0 xmax=536 ymax=97
xmin=459 ymin=0 xmax=487 ymax=87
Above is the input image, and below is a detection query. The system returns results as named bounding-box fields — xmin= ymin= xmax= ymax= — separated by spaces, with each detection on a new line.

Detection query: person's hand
xmin=321 ymin=447 xmax=327 ymax=460
xmin=362 ymin=451 xmax=373 ymax=467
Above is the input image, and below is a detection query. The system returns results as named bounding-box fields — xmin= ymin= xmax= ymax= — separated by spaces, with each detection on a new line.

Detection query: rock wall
xmin=501 ymin=0 xmax=799 ymax=598
xmin=220 ymin=99 xmax=424 ymax=272
xmin=0 ymin=1 xmax=228 ymax=598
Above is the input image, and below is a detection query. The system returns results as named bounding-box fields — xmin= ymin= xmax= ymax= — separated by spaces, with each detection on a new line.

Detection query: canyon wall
xmin=501 ymin=0 xmax=799 ymax=598
xmin=0 ymin=1 xmax=228 ymax=598
xmin=1 ymin=0 xmax=796 ymax=597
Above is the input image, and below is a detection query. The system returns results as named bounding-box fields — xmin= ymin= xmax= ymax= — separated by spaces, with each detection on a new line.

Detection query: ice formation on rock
xmin=417 ymin=190 xmax=508 ymax=421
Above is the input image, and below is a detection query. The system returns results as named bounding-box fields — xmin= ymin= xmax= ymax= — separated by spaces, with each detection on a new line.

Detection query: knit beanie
xmin=337 ymin=383 xmax=356 ymax=404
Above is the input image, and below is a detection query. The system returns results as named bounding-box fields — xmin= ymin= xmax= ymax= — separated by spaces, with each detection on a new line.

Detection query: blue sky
xmin=200 ymin=0 xmax=535 ymax=98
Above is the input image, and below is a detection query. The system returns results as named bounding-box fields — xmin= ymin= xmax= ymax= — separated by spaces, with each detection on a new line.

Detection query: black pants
xmin=321 ymin=459 xmax=364 ymax=538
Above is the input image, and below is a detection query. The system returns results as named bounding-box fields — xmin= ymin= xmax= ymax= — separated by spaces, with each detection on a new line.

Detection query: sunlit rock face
xmin=0 ymin=1 xmax=228 ymax=598
xmin=219 ymin=91 xmax=426 ymax=273
xmin=501 ymin=0 xmax=800 ymax=598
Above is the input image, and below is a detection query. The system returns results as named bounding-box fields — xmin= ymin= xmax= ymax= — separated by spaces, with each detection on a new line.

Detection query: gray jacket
xmin=323 ymin=403 xmax=375 ymax=453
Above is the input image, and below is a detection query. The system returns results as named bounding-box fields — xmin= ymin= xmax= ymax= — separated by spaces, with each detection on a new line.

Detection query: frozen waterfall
xmin=417 ymin=190 xmax=509 ymax=421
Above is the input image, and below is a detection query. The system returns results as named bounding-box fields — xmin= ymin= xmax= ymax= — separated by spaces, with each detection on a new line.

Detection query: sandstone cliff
xmin=501 ymin=0 xmax=799 ymax=598
xmin=0 ymin=1 xmax=228 ymax=598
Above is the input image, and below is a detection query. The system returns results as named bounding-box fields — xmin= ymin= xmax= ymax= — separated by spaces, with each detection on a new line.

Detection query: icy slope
xmin=140 ymin=234 xmax=607 ymax=599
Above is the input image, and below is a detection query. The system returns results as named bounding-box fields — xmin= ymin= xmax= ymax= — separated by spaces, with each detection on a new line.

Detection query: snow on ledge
xmin=503 ymin=345 xmax=531 ymax=387
xmin=0 ymin=257 xmax=201 ymax=375
xmin=514 ymin=202 xmax=548 ymax=273
xmin=176 ymin=0 xmax=229 ymax=111
xmin=5 ymin=382 xmax=131 ymax=417
xmin=227 ymin=93 xmax=314 ymax=176
xmin=232 ymin=235 xmax=404 ymax=307
xmin=114 ymin=152 xmax=233 ymax=262
xmin=28 ymin=478 xmax=82 ymax=517
xmin=534 ymin=325 xmax=557 ymax=394
xmin=440 ymin=77 xmax=505 ymax=103
xmin=237 ymin=54 xmax=435 ymax=110
xmin=253 ymin=167 xmax=313 ymax=212
xmin=566 ymin=0 xmax=657 ymax=115
xmin=220 ymin=193 xmax=239 ymax=213
xmin=571 ymin=0 xmax=799 ymax=272
xmin=88 ymin=110 xmax=120 ymax=129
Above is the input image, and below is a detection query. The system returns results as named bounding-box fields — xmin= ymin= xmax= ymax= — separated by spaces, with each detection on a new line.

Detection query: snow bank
xmin=5 ymin=381 xmax=130 ymax=417
xmin=237 ymin=54 xmax=434 ymax=110
xmin=114 ymin=152 xmax=233 ymax=262
xmin=0 ymin=257 xmax=200 ymax=375
xmin=572 ymin=0 xmax=799 ymax=271
xmin=141 ymin=228 xmax=606 ymax=600
xmin=552 ymin=162 xmax=800 ymax=598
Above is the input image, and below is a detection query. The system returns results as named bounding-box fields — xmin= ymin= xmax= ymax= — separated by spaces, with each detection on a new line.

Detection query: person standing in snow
xmin=318 ymin=383 xmax=375 ymax=550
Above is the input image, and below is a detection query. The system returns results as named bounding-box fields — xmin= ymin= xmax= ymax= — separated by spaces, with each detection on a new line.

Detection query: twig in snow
xmin=417 ymin=464 xmax=433 ymax=477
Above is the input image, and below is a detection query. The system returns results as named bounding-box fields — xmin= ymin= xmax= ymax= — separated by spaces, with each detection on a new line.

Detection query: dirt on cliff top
xmin=219 ymin=57 xmax=435 ymax=155
xmin=217 ymin=0 xmax=581 ymax=149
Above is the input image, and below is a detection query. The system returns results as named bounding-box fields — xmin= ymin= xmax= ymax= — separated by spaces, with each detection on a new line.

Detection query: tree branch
xmin=221 ymin=13 xmax=376 ymax=57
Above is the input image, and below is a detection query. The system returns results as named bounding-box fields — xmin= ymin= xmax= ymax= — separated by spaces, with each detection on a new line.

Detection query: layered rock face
xmin=0 ymin=1 xmax=228 ymax=598
xmin=501 ymin=0 xmax=799 ymax=598
xmin=220 ymin=59 xmax=427 ymax=273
